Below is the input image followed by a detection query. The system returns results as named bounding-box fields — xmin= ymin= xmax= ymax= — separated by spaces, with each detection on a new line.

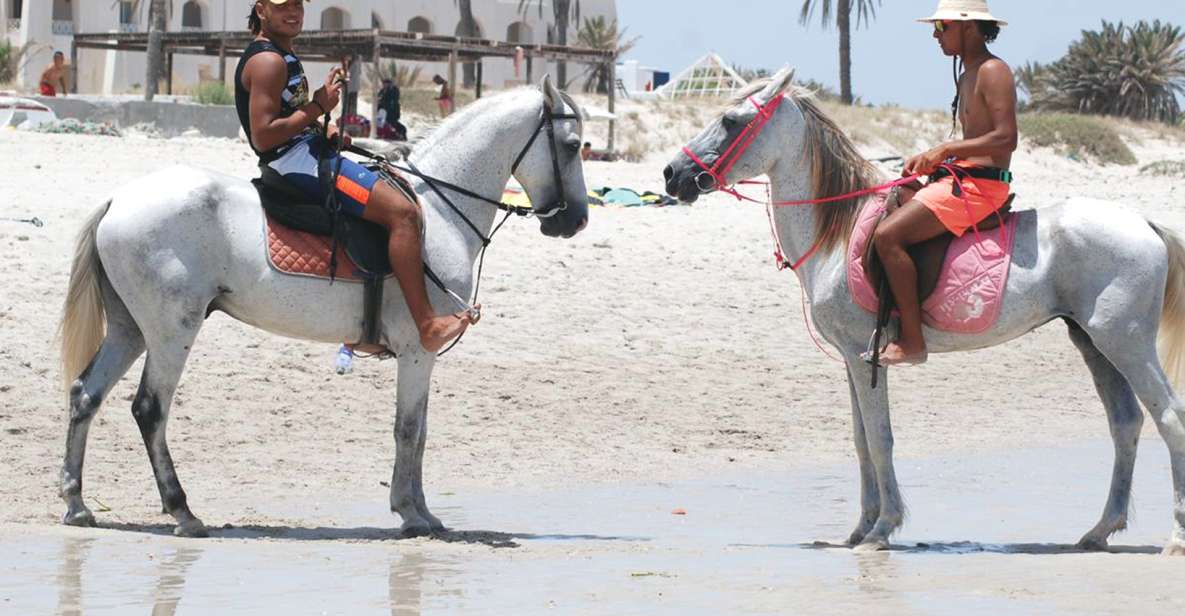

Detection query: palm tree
xmin=798 ymin=0 xmax=881 ymax=105
xmin=1023 ymin=20 xmax=1185 ymax=124
xmin=517 ymin=0 xmax=581 ymax=88
xmin=137 ymin=0 xmax=168 ymax=101
xmin=575 ymin=17 xmax=637 ymax=93
xmin=454 ymin=0 xmax=479 ymax=87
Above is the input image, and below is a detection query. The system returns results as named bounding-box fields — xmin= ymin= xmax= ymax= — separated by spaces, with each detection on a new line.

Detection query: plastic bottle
xmin=335 ymin=344 xmax=354 ymax=375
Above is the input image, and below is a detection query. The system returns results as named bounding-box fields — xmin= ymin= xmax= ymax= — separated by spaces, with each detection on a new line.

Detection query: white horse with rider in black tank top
xmin=236 ymin=0 xmax=474 ymax=354
xmin=55 ymin=1 xmax=590 ymax=539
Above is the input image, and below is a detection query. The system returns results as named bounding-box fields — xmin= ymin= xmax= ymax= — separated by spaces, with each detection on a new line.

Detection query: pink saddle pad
xmin=847 ymin=192 xmax=1019 ymax=334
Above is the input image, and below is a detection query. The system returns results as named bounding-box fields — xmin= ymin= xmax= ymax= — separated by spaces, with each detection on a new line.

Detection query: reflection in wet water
xmin=389 ymin=552 xmax=425 ymax=616
xmin=3 ymin=440 xmax=1181 ymax=614
xmin=150 ymin=545 xmax=201 ymax=616
xmin=55 ymin=536 xmax=93 ymax=616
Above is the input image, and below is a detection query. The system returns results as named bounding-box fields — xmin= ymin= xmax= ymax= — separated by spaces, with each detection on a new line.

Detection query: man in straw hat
xmin=236 ymin=0 xmax=477 ymax=352
xmin=870 ymin=0 xmax=1017 ymax=365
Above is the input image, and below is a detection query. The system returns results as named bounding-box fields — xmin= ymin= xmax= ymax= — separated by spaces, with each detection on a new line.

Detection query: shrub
xmin=1020 ymin=20 xmax=1185 ymax=124
xmin=194 ymin=81 xmax=233 ymax=105
xmin=1140 ymin=160 xmax=1185 ymax=177
xmin=1018 ymin=112 xmax=1137 ymax=165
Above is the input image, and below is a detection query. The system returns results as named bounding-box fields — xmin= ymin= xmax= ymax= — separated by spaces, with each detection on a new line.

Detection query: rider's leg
xmin=359 ymin=180 xmax=472 ymax=353
xmin=871 ymin=200 xmax=950 ymax=365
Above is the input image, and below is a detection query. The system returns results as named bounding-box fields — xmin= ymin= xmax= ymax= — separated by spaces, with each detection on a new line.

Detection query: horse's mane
xmin=733 ymin=80 xmax=879 ymax=252
xmin=411 ymin=86 xmax=583 ymax=152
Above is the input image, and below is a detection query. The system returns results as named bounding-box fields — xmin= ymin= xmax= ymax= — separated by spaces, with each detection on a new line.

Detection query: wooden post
xmin=70 ymin=40 xmax=79 ymax=94
xmin=606 ymin=59 xmax=616 ymax=154
xmin=526 ymin=55 xmax=533 ymax=82
xmin=447 ymin=51 xmax=458 ymax=101
xmin=370 ymin=31 xmax=380 ymax=138
xmin=475 ymin=60 xmax=483 ymax=99
xmin=218 ymin=40 xmax=226 ymax=83
xmin=166 ymin=51 xmax=174 ymax=95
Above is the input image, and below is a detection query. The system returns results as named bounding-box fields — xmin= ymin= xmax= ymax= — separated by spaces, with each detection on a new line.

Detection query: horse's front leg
xmin=390 ymin=352 xmax=438 ymax=537
xmin=843 ymin=361 xmax=880 ymax=546
xmin=845 ymin=356 xmax=905 ymax=552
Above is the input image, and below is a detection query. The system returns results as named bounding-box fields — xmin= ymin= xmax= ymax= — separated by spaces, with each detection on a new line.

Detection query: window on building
xmin=181 ymin=1 xmax=203 ymax=30
xmin=52 ymin=0 xmax=73 ymax=22
xmin=320 ymin=7 xmax=349 ymax=31
xmin=119 ymin=0 xmax=135 ymax=25
xmin=11 ymin=0 xmax=21 ymax=20
xmin=371 ymin=12 xmax=382 ymax=29
xmin=407 ymin=16 xmax=431 ymax=35
xmin=506 ymin=21 xmax=532 ymax=44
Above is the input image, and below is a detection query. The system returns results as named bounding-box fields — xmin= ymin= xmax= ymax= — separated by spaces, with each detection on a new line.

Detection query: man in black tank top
xmin=237 ymin=0 xmax=475 ymax=353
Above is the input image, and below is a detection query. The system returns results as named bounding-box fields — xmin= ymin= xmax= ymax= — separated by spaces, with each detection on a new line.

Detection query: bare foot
xmin=878 ymin=342 xmax=928 ymax=366
xmin=418 ymin=310 xmax=478 ymax=353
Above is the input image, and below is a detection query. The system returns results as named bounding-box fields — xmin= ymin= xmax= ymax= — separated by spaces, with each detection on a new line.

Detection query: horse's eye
xmin=566 ymin=141 xmax=581 ymax=153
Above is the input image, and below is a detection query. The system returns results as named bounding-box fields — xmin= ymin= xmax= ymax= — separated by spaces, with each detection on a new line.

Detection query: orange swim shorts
xmin=913 ymin=162 xmax=1011 ymax=237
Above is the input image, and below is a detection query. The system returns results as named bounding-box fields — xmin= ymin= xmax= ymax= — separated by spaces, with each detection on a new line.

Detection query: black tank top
xmin=234 ymin=39 xmax=313 ymax=162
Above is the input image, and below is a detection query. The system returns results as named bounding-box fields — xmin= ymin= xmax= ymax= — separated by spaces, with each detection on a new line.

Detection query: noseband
xmin=511 ymin=105 xmax=582 ymax=218
xmin=682 ymin=94 xmax=785 ymax=195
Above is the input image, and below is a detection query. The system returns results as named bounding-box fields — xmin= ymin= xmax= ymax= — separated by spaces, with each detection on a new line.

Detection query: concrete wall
xmin=32 ymin=95 xmax=240 ymax=138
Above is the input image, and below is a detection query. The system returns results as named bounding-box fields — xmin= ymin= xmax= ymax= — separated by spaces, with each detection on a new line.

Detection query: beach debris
xmin=32 ymin=118 xmax=121 ymax=137
xmin=1 ymin=216 xmax=43 ymax=227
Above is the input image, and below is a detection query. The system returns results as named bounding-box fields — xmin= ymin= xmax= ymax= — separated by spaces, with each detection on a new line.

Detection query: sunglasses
xmin=933 ymin=20 xmax=956 ymax=33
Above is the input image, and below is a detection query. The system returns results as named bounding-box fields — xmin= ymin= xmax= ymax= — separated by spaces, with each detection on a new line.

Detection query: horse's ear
xmin=539 ymin=73 xmax=562 ymax=112
xmin=760 ymin=65 xmax=797 ymax=101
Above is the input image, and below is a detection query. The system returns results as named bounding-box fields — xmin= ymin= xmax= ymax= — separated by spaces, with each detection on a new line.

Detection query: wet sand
xmin=2 ymin=440 xmax=1181 ymax=614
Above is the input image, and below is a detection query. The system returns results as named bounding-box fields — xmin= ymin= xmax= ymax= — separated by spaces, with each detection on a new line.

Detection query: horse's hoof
xmin=1162 ymin=541 xmax=1185 ymax=556
xmin=400 ymin=518 xmax=433 ymax=538
xmin=853 ymin=538 xmax=890 ymax=553
xmin=1076 ymin=535 xmax=1109 ymax=552
xmin=845 ymin=530 xmax=867 ymax=546
xmin=174 ymin=519 xmax=209 ymax=538
xmin=63 ymin=508 xmax=95 ymax=528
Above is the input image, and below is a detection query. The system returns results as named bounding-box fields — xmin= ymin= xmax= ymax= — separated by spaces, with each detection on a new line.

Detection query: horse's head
xmin=511 ymin=74 xmax=590 ymax=239
xmin=664 ymin=66 xmax=799 ymax=204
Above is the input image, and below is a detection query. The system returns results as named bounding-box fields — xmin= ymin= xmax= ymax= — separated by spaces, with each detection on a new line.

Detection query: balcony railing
xmin=180 ymin=25 xmax=203 ymax=32
xmin=52 ymin=20 xmax=74 ymax=35
xmin=118 ymin=23 xmax=138 ymax=33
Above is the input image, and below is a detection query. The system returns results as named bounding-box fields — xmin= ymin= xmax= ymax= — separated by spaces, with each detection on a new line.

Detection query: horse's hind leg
xmin=131 ymin=325 xmax=208 ymax=538
xmin=1065 ymin=321 xmax=1143 ymax=550
xmin=61 ymin=317 xmax=145 ymax=527
xmin=1090 ymin=329 xmax=1185 ymax=555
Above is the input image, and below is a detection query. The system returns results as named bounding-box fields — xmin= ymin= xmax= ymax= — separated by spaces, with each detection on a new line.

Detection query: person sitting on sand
xmin=39 ymin=51 xmax=68 ymax=97
xmin=871 ymin=0 xmax=1017 ymax=366
xmin=235 ymin=0 xmax=476 ymax=352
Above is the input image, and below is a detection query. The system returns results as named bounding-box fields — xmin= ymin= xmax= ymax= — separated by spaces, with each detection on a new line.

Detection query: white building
xmin=1 ymin=0 xmax=616 ymax=95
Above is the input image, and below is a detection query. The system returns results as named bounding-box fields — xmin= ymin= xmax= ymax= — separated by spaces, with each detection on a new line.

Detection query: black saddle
xmin=252 ymin=165 xmax=403 ymax=348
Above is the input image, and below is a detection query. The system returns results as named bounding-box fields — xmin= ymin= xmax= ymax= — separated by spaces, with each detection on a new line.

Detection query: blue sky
xmin=617 ymin=0 xmax=1180 ymax=109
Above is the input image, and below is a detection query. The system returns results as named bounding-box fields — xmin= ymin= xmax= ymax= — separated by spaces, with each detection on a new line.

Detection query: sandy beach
xmin=3 ymin=100 xmax=1185 ymax=612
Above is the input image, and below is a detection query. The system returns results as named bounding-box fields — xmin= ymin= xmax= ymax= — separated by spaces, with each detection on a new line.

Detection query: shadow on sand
xmin=95 ymin=521 xmax=649 ymax=549
xmin=786 ymin=540 xmax=1163 ymax=555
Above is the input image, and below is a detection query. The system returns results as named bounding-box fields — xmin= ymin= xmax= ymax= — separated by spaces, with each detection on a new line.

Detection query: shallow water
xmin=2 ymin=440 xmax=1182 ymax=615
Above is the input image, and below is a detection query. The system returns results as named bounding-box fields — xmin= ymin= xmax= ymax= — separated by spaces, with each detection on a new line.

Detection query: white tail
xmin=57 ymin=201 xmax=111 ymax=393
xmin=1152 ymin=221 xmax=1185 ymax=390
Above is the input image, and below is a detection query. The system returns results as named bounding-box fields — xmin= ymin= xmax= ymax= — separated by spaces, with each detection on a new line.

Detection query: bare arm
xmin=243 ymin=52 xmax=342 ymax=152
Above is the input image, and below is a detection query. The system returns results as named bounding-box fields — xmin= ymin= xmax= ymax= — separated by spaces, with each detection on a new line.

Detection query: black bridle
xmin=335 ymin=102 xmax=582 ymax=355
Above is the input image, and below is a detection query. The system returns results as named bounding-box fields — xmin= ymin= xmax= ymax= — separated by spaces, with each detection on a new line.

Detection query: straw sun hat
xmin=917 ymin=0 xmax=1007 ymax=26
